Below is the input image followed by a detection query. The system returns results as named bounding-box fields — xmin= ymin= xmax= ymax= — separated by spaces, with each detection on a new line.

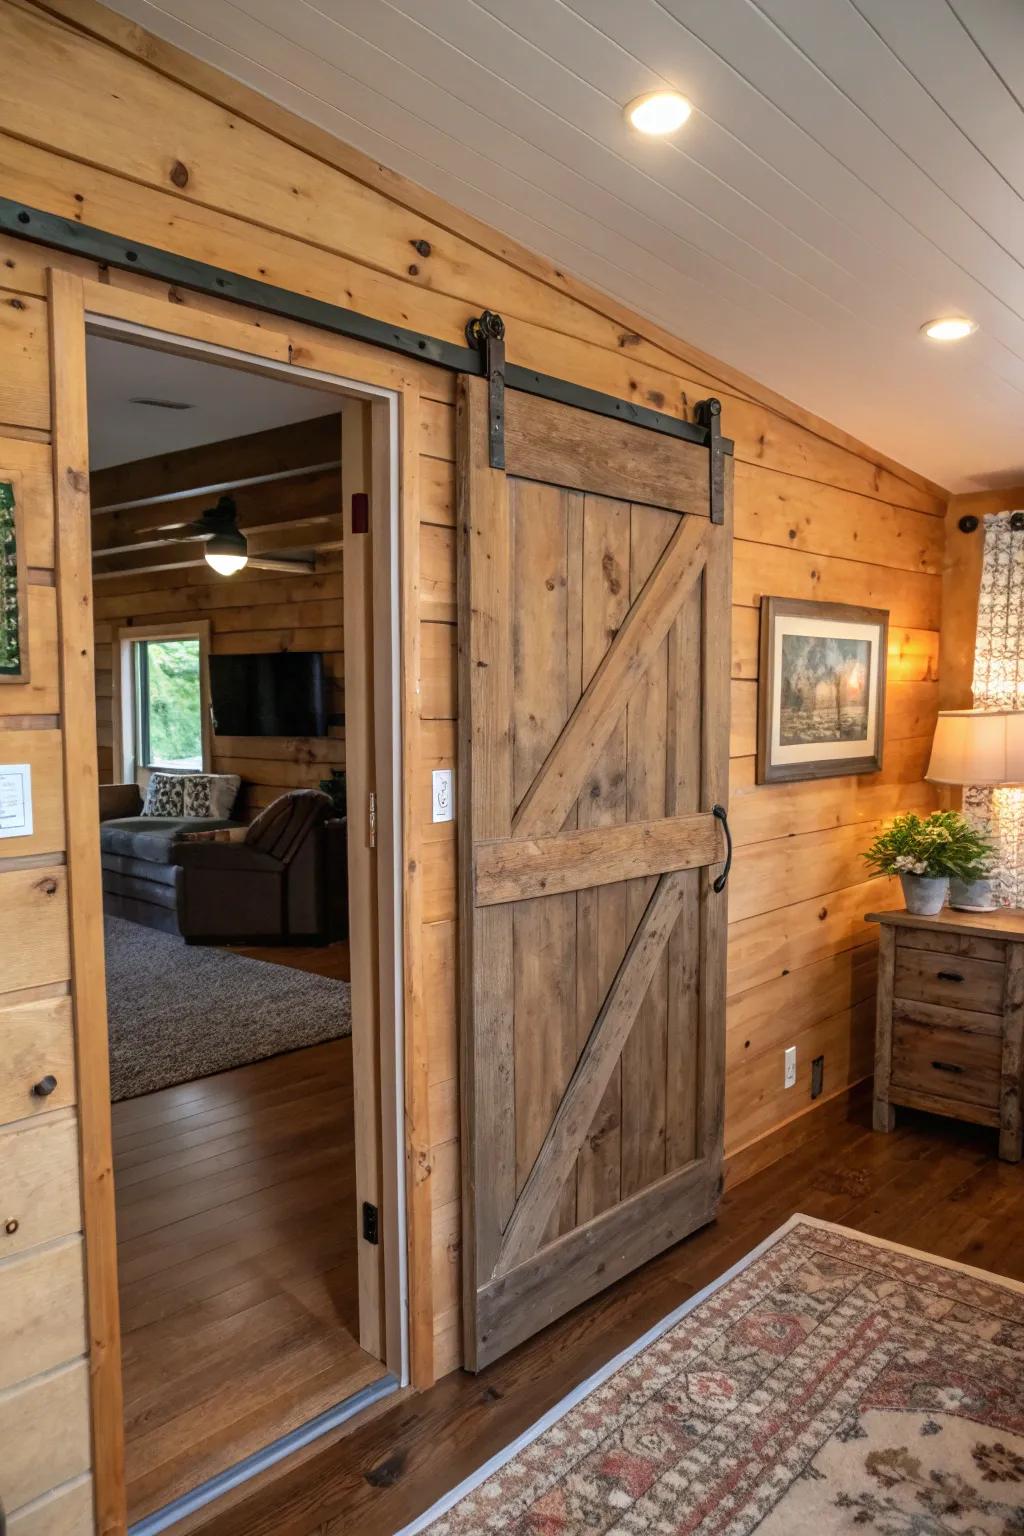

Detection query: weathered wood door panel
xmin=458 ymin=376 xmax=732 ymax=1369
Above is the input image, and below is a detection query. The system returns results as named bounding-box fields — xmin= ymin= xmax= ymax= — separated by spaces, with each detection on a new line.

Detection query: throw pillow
xmin=141 ymin=772 xmax=185 ymax=817
xmin=181 ymin=773 xmax=241 ymax=819
xmin=177 ymin=826 xmax=248 ymax=844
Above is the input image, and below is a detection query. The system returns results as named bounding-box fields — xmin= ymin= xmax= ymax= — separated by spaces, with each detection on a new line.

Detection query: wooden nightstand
xmin=867 ymin=907 xmax=1024 ymax=1163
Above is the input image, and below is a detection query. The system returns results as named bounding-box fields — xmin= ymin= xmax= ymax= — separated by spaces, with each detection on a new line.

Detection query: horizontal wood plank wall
xmin=1 ymin=0 xmax=948 ymax=1417
xmin=90 ymin=422 xmax=344 ymax=817
xmin=0 ymin=246 xmax=94 ymax=1526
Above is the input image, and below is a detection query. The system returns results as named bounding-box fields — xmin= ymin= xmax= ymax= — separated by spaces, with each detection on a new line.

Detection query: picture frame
xmin=756 ymin=596 xmax=888 ymax=785
xmin=0 ymin=472 xmax=29 ymax=686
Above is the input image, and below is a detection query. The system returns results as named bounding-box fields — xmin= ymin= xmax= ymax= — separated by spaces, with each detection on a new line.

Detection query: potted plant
xmin=863 ymin=811 xmax=995 ymax=917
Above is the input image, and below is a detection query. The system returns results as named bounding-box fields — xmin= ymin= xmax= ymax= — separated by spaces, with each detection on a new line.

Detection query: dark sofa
xmin=99 ymin=784 xmax=347 ymax=943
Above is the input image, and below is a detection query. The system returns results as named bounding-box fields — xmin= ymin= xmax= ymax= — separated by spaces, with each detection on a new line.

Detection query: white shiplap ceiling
xmin=104 ymin=0 xmax=1024 ymax=493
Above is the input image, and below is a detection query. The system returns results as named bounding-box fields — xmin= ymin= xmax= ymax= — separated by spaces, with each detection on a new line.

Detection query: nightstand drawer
xmin=891 ymin=1015 xmax=1002 ymax=1109
xmin=893 ymin=947 xmax=1005 ymax=1014
xmin=896 ymin=929 xmax=1006 ymax=965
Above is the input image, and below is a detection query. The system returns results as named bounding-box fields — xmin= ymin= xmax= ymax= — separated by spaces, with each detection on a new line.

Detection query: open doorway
xmin=82 ymin=332 xmax=398 ymax=1527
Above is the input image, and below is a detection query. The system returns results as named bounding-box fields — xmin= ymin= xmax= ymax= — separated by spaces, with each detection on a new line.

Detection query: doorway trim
xmin=48 ymin=269 xmax=417 ymax=1535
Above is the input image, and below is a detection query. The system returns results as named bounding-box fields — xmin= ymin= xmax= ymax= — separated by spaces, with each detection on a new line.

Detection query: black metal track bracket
xmin=695 ymin=398 xmax=725 ymax=524
xmin=466 ymin=310 xmax=506 ymax=469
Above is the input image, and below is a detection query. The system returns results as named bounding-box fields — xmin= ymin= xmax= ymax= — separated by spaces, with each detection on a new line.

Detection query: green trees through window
xmin=135 ymin=638 xmax=203 ymax=769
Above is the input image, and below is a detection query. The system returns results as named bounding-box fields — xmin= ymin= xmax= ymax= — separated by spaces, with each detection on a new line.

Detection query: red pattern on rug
xmin=415 ymin=1220 xmax=1024 ymax=1535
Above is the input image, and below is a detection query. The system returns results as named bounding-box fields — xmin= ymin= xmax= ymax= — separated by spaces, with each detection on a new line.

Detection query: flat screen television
xmin=210 ymin=652 xmax=327 ymax=738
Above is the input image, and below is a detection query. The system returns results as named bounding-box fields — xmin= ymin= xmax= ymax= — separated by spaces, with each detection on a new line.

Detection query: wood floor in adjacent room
xmin=185 ymin=1096 xmax=1024 ymax=1536
xmin=112 ymin=948 xmax=384 ymax=1524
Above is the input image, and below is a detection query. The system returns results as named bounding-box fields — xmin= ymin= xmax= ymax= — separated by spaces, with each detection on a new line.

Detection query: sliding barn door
xmin=457 ymin=377 xmax=733 ymax=1369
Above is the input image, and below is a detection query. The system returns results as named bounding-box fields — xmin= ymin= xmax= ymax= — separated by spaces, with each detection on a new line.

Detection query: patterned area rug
xmin=104 ymin=916 xmax=351 ymax=1101
xmin=403 ymin=1216 xmax=1024 ymax=1535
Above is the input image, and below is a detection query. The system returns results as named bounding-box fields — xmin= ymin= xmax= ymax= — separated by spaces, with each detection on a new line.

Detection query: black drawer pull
xmin=32 ymin=1074 xmax=57 ymax=1098
xmin=936 ymin=971 xmax=964 ymax=983
xmin=931 ymin=1060 xmax=964 ymax=1074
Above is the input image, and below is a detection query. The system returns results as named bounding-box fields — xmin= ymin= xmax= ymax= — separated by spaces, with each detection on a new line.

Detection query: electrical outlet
xmin=432 ymin=768 xmax=454 ymax=823
xmin=784 ymin=1045 xmax=797 ymax=1089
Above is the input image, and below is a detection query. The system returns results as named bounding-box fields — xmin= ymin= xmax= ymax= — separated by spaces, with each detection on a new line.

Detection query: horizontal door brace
xmin=2 ymin=198 xmax=734 ymax=495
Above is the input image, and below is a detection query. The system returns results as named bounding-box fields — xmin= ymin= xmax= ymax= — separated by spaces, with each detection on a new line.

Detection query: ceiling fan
xmin=186 ymin=494 xmax=316 ymax=576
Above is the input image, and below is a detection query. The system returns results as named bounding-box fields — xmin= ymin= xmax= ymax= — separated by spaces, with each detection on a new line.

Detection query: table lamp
xmin=926 ymin=708 xmax=1024 ymax=910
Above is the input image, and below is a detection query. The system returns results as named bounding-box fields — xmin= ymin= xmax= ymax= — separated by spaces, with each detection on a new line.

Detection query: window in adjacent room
xmin=117 ymin=621 xmax=211 ymax=780
xmin=134 ymin=636 xmax=203 ymax=769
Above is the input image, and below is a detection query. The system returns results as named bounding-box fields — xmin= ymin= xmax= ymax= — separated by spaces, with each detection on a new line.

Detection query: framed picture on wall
xmin=757 ymin=597 xmax=888 ymax=784
xmin=0 ymin=474 xmax=29 ymax=686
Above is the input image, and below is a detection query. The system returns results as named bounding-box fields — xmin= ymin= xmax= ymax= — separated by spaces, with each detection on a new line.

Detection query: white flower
xmin=893 ymin=855 xmax=928 ymax=875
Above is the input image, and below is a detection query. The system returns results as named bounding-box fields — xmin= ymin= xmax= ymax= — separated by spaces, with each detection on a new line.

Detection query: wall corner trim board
xmin=0 ymin=0 xmax=949 ymax=1525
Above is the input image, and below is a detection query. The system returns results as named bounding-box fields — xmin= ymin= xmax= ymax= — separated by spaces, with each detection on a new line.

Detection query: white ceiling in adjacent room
xmin=86 ymin=336 xmax=341 ymax=468
xmin=105 ymin=0 xmax=1024 ymax=492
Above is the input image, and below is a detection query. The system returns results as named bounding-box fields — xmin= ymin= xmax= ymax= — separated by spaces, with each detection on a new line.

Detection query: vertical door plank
xmin=621 ymin=504 xmax=676 ymax=1198
xmin=48 ymin=268 xmax=127 ymax=1536
xmin=457 ymin=377 xmax=515 ymax=1324
xmin=698 ymin=460 xmax=734 ymax=1169
xmin=666 ymin=579 xmax=703 ymax=1170
xmin=576 ymin=494 xmax=630 ymax=1223
xmin=510 ymin=479 xmax=577 ymax=1242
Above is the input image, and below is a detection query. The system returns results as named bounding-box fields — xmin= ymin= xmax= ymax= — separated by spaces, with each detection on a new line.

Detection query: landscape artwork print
xmin=779 ymin=633 xmax=870 ymax=746
xmin=757 ymin=598 xmax=887 ymax=784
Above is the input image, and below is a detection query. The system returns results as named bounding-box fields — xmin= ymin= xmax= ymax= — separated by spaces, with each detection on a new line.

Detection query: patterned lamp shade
xmin=927 ymin=708 xmax=1024 ymax=786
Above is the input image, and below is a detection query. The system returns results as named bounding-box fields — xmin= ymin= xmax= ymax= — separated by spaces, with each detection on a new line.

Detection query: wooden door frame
xmin=47 ymin=270 xmax=424 ymax=1535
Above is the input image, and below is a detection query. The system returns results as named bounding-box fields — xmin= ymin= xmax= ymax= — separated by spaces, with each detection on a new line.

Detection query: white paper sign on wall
xmin=0 ymin=763 xmax=32 ymax=839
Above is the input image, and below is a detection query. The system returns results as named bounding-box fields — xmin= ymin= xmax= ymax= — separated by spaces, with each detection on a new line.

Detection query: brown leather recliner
xmin=174 ymin=789 xmax=347 ymax=945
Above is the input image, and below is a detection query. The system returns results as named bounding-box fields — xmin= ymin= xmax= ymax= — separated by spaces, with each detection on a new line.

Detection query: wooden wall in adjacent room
xmin=0 ymin=0 xmax=949 ymax=1440
xmin=90 ymin=418 xmax=345 ymax=818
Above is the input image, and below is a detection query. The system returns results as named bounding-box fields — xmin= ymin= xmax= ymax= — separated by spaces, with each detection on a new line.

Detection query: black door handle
xmin=937 ymin=971 xmax=964 ymax=983
xmin=712 ymin=804 xmax=732 ymax=894
xmin=32 ymin=1074 xmax=57 ymax=1098
xmin=931 ymin=1060 xmax=964 ymax=1074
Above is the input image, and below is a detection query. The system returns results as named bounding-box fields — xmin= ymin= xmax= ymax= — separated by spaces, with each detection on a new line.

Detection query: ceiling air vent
xmin=128 ymin=397 xmax=194 ymax=410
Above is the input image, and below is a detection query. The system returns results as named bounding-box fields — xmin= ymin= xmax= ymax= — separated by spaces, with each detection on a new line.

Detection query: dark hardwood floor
xmin=228 ymin=938 xmax=351 ymax=983
xmin=111 ymin=940 xmax=380 ymax=1525
xmin=183 ymin=1096 xmax=1024 ymax=1536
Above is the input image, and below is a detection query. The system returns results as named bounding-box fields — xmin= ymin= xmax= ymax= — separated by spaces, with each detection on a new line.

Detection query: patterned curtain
xmin=964 ymin=512 xmax=1024 ymax=906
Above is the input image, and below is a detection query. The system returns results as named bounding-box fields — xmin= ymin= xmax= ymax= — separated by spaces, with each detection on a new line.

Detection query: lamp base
xmin=949 ymin=875 xmax=998 ymax=913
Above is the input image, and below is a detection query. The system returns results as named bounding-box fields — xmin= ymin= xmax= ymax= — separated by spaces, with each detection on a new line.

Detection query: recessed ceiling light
xmin=625 ymin=91 xmax=692 ymax=137
xmin=921 ymin=317 xmax=977 ymax=342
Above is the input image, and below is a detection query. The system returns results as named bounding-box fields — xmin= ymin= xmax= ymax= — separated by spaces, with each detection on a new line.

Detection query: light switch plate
xmin=0 ymin=763 xmax=32 ymax=839
xmin=432 ymin=768 xmax=454 ymax=823
xmin=784 ymin=1045 xmax=797 ymax=1089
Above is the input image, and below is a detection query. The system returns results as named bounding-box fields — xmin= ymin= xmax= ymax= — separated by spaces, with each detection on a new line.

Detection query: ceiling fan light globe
xmin=203 ymin=524 xmax=249 ymax=577
xmin=205 ymin=549 xmax=248 ymax=576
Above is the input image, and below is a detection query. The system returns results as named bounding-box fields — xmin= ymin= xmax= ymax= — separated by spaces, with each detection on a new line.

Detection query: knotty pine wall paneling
xmin=0 ymin=0 xmax=949 ymax=1442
